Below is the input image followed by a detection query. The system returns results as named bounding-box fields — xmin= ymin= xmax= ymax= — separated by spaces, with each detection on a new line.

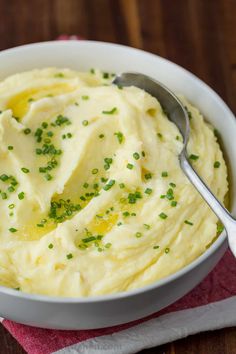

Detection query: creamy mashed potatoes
xmin=0 ymin=68 xmax=228 ymax=297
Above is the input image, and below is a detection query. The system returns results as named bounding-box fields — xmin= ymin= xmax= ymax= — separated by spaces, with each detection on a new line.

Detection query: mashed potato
xmin=0 ymin=68 xmax=228 ymax=297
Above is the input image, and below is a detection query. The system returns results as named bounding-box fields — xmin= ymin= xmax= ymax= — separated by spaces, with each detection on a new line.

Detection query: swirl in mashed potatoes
xmin=0 ymin=68 xmax=228 ymax=297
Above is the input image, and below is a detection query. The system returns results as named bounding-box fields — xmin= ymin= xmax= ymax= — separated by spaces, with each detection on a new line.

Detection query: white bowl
xmin=0 ymin=41 xmax=235 ymax=330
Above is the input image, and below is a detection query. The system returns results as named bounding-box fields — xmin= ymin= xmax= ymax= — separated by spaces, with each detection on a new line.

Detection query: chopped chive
xmin=1 ymin=192 xmax=7 ymax=199
xmin=48 ymin=243 xmax=54 ymax=249
xmin=54 ymin=72 xmax=64 ymax=78
xmin=145 ymin=188 xmax=152 ymax=195
xmin=214 ymin=128 xmax=220 ymax=139
xmin=135 ymin=232 xmax=142 ymax=238
xmin=101 ymin=177 xmax=108 ymax=183
xmin=24 ymin=128 xmax=31 ymax=135
xmin=8 ymin=204 xmax=15 ymax=209
xmin=66 ymin=253 xmax=73 ymax=259
xmin=184 ymin=106 xmax=192 ymax=120
xmin=126 ymin=163 xmax=134 ymax=170
xmin=83 ymin=182 xmax=89 ymax=189
xmin=214 ymin=161 xmax=221 ymax=168
xmin=54 ymin=115 xmax=71 ymax=126
xmin=117 ymin=221 xmax=122 ymax=226
xmin=8 ymin=146 xmax=14 ymax=150
xmin=171 ymin=200 xmax=177 ymax=207
xmin=105 ymin=242 xmax=112 ymax=249
xmin=217 ymin=224 xmax=224 ymax=233
xmin=99 ymin=134 xmax=104 ymax=139
xmin=82 ymin=120 xmax=89 ymax=126
xmin=159 ymin=212 xmax=167 ymax=219
xmin=141 ymin=151 xmax=146 ymax=157
xmin=189 ymin=154 xmax=199 ymax=161
xmin=153 ymin=245 xmax=159 ymax=249
xmin=160 ymin=195 xmax=165 ymax=199
xmin=184 ymin=220 xmax=194 ymax=226
xmin=103 ymin=179 xmax=115 ymax=191
xmin=36 ymin=148 xmax=42 ymax=155
xmin=8 ymin=186 xmax=15 ymax=193
xmin=92 ymin=168 xmax=98 ymax=174
xmin=82 ymin=236 xmax=96 ymax=243
xmin=0 ymin=174 xmax=9 ymax=182
xmin=161 ymin=171 xmax=168 ymax=177
xmin=103 ymin=72 xmax=109 ymax=79
xmin=47 ymin=131 xmax=53 ymax=137
xmin=82 ymin=95 xmax=89 ymax=100
xmin=102 ymin=107 xmax=117 ymax=115
xmin=45 ymin=173 xmax=53 ymax=181
xmin=169 ymin=182 xmax=176 ymax=188
xmin=21 ymin=167 xmax=30 ymax=174
xmin=166 ymin=188 xmax=174 ymax=200
xmin=90 ymin=68 xmax=95 ymax=74
xmin=133 ymin=152 xmax=140 ymax=160
xmin=9 ymin=228 xmax=17 ymax=233
xmin=119 ymin=183 xmax=125 ymax=189
xmin=42 ymin=122 xmax=48 ymax=129
xmin=123 ymin=211 xmax=130 ymax=217
xmin=144 ymin=224 xmax=150 ymax=230
xmin=114 ymin=131 xmax=124 ymax=144
xmin=18 ymin=192 xmax=25 ymax=200
xmin=157 ymin=133 xmax=163 ymax=139
xmin=144 ymin=173 xmax=152 ymax=180
xmin=165 ymin=247 xmax=170 ymax=253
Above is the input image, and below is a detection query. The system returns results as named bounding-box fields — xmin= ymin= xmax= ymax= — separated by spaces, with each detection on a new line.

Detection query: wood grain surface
xmin=0 ymin=0 xmax=235 ymax=353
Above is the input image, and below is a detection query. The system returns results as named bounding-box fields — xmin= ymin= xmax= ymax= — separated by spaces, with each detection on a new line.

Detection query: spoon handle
xmin=180 ymin=150 xmax=236 ymax=256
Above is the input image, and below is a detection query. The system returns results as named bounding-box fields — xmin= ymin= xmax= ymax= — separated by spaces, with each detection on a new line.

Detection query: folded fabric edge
xmin=53 ymin=296 xmax=236 ymax=354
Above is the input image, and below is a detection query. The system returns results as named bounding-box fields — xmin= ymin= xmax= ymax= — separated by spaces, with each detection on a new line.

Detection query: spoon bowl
xmin=114 ymin=72 xmax=236 ymax=257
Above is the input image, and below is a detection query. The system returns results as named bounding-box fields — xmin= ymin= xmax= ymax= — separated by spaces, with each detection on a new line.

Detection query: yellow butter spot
xmin=91 ymin=213 xmax=118 ymax=234
xmin=7 ymin=84 xmax=75 ymax=119
xmin=55 ymin=263 xmax=66 ymax=271
xmin=17 ymin=222 xmax=55 ymax=241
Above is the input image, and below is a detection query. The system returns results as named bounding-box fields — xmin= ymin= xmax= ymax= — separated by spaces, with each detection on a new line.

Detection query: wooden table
xmin=0 ymin=0 xmax=235 ymax=353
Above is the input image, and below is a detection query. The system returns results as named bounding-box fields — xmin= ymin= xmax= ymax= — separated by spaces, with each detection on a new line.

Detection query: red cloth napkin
xmin=2 ymin=249 xmax=236 ymax=354
xmin=1 ymin=36 xmax=236 ymax=353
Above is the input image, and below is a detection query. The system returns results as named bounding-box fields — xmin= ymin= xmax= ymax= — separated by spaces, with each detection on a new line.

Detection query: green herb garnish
xmin=189 ymin=154 xmax=199 ymax=161
xmin=82 ymin=120 xmax=88 ymax=126
xmin=102 ymin=107 xmax=117 ymax=115
xmin=161 ymin=171 xmax=168 ymax=177
xmin=184 ymin=220 xmax=193 ymax=226
xmin=9 ymin=228 xmax=17 ymax=233
xmin=135 ymin=232 xmax=142 ymax=238
xmin=133 ymin=152 xmax=140 ymax=160
xmin=145 ymin=188 xmax=152 ymax=195
xmin=103 ymin=179 xmax=115 ymax=191
xmin=159 ymin=212 xmax=167 ymax=219
xmin=18 ymin=192 xmax=25 ymax=200
xmin=126 ymin=163 xmax=134 ymax=170
xmin=214 ymin=161 xmax=221 ymax=168
xmin=114 ymin=131 xmax=124 ymax=144
xmin=21 ymin=167 xmax=30 ymax=174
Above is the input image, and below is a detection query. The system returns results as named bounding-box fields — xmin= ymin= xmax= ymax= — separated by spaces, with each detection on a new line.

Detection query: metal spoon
xmin=113 ymin=72 xmax=236 ymax=257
